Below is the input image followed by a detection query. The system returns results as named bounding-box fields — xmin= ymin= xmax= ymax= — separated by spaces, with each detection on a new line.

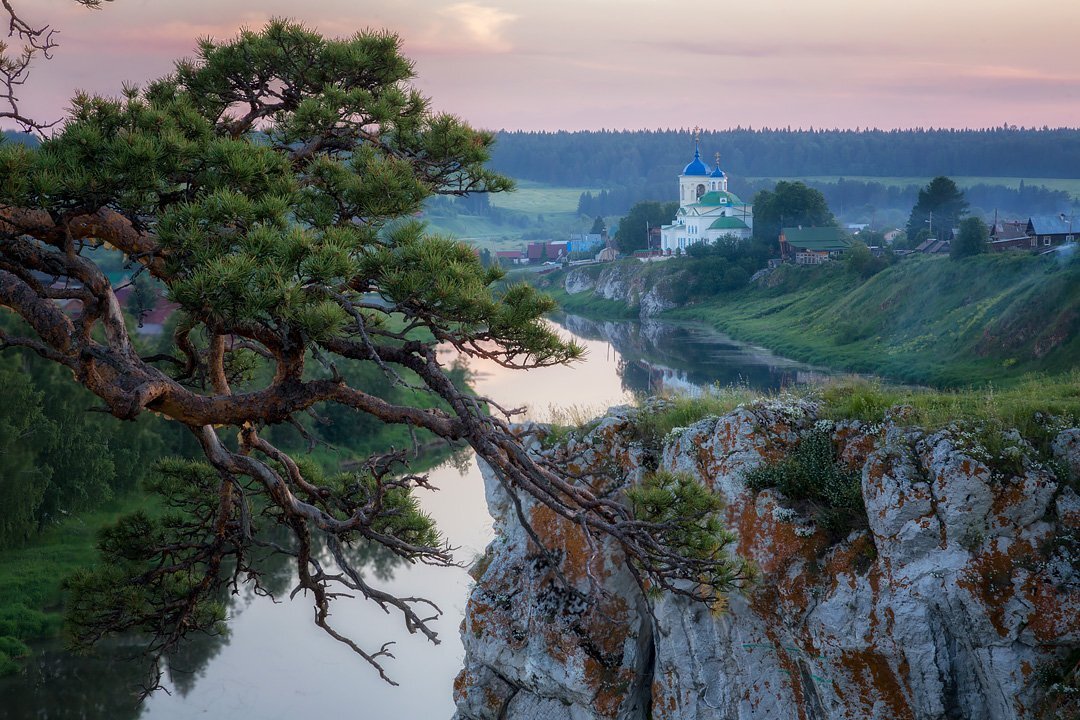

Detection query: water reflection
xmin=556 ymin=314 xmax=833 ymax=397
xmin=1 ymin=316 xmax=831 ymax=719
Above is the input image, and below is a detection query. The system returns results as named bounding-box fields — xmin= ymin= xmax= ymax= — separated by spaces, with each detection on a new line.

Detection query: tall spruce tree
xmin=905 ymin=176 xmax=968 ymax=243
xmin=0 ymin=20 xmax=747 ymax=687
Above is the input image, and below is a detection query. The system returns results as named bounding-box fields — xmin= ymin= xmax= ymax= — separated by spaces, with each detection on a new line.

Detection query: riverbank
xmin=0 ymin=493 xmax=157 ymax=676
xmin=546 ymin=252 xmax=1080 ymax=388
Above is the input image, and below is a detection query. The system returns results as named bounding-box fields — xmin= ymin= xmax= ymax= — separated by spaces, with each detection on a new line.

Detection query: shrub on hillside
xmin=745 ymin=429 xmax=867 ymax=538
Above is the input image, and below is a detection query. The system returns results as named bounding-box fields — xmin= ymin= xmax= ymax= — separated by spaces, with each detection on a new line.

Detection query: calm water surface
xmin=0 ymin=316 xmax=830 ymax=719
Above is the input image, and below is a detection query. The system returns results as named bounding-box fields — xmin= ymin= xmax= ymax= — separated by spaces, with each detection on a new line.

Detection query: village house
xmin=779 ymin=226 xmax=852 ymax=264
xmin=1027 ymin=215 xmax=1077 ymax=250
xmin=988 ymin=219 xmax=1031 ymax=252
xmin=989 ymin=214 xmax=1077 ymax=252
xmin=526 ymin=241 xmax=570 ymax=263
xmin=914 ymin=237 xmax=951 ymax=254
xmin=567 ymin=233 xmax=605 ymax=254
xmin=495 ymin=250 xmax=526 ymax=265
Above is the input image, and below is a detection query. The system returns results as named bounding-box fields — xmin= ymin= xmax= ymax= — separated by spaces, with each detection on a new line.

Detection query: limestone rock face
xmin=565 ymin=263 xmax=682 ymax=318
xmin=454 ymin=404 xmax=1080 ymax=720
xmin=593 ymin=264 xmax=644 ymax=304
xmin=564 ymin=268 xmax=596 ymax=295
xmin=454 ymin=411 xmax=653 ymax=720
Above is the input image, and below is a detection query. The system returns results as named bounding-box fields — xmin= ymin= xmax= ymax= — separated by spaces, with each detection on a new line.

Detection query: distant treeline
xmin=491 ymin=128 xmax=1080 ymax=185
xmin=498 ymin=128 xmax=1080 ymax=220
xmin=577 ymin=177 xmax=1076 ymax=220
xmin=0 ymin=131 xmax=40 ymax=148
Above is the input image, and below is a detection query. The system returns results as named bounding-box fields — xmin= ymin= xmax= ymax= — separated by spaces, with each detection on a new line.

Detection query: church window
xmin=696 ymin=184 xmax=705 ymax=198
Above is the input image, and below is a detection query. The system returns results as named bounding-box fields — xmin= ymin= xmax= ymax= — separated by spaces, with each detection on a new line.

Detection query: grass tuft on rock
xmin=745 ymin=429 xmax=867 ymax=539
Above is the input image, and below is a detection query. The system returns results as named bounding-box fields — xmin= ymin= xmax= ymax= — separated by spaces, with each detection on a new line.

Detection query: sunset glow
xmin=12 ymin=0 xmax=1080 ymax=131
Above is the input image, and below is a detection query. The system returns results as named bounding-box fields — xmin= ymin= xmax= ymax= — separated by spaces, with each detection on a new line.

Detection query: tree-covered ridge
xmin=578 ymin=175 xmax=1076 ymax=226
xmin=491 ymin=128 xmax=1080 ymax=187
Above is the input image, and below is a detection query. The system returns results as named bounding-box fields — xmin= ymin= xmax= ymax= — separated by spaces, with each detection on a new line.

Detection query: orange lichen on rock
xmin=834 ymin=648 xmax=915 ymax=720
xmin=1022 ymin=567 xmax=1080 ymax=643
xmin=835 ymin=425 xmax=879 ymax=469
xmin=821 ymin=534 xmax=877 ymax=594
xmin=527 ymin=503 xmax=608 ymax=585
xmin=732 ymin=493 xmax=820 ymax=576
xmin=957 ymin=538 xmax=1043 ymax=638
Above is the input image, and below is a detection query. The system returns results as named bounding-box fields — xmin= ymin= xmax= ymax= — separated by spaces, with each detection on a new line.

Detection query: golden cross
xmin=693 ymin=126 xmax=701 ymax=143
xmin=714 ymin=152 xmax=721 ymax=165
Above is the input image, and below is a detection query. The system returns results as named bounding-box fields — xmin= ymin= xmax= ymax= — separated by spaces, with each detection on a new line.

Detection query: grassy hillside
xmin=422 ymin=181 xmax=607 ymax=247
xmin=669 ymin=253 xmax=1080 ymax=386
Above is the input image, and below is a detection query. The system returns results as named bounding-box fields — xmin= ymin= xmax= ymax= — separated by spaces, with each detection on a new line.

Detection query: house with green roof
xmin=779 ymin=226 xmax=852 ymax=264
xmin=659 ymin=131 xmax=754 ymax=254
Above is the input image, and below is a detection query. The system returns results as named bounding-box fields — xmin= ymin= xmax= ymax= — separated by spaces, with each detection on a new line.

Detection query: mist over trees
xmin=491 ymin=129 xmax=1080 ymax=222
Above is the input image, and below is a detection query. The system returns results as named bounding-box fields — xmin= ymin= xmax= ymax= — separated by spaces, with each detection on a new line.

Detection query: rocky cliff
xmin=564 ymin=265 xmax=679 ymax=317
xmin=453 ymin=401 xmax=1080 ymax=720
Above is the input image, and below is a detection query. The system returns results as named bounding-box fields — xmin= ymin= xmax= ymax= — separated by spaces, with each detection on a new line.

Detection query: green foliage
xmin=670 ymin=252 xmax=1080 ymax=387
xmin=905 ymin=176 xmax=968 ymax=243
xmin=63 ymin=460 xmax=231 ymax=652
xmin=0 ymin=360 xmax=52 ymax=548
xmin=820 ymin=375 xmax=1080 ymax=434
xmin=820 ymin=375 xmax=1080 ymax=481
xmin=614 ymin=200 xmax=679 ymax=253
xmin=0 ymin=490 xmax=153 ymax=677
xmin=745 ymin=430 xmax=866 ymax=538
xmin=752 ymin=180 xmax=836 ymax=243
xmin=845 ymin=241 xmax=894 ymax=278
xmin=628 ymin=471 xmax=730 ymax=559
xmin=627 ymin=471 xmax=751 ymax=597
xmin=632 ymin=391 xmax=758 ymax=467
xmin=0 ymin=345 xmax=178 ymax=550
xmin=1035 ymin=648 xmax=1080 ymax=720
xmin=490 ymin=128 xmax=1080 ymax=192
xmin=952 ymin=216 xmax=989 ymax=259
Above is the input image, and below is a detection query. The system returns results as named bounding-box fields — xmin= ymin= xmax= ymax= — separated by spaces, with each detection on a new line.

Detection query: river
xmin=0 ymin=316 xmax=832 ymax=719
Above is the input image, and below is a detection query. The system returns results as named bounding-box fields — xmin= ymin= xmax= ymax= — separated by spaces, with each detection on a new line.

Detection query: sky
xmin=8 ymin=0 xmax=1080 ymax=132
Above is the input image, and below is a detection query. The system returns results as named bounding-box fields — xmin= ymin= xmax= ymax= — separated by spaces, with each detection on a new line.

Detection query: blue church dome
xmin=710 ymin=166 xmax=725 ymax=178
xmin=682 ymin=148 xmax=708 ymax=176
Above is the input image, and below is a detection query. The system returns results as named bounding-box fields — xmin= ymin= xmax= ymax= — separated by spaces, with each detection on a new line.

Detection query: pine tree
xmin=0 ymin=20 xmax=748 ymax=687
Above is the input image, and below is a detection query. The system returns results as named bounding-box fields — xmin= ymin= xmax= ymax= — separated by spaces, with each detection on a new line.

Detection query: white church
xmin=659 ymin=136 xmax=753 ymax=253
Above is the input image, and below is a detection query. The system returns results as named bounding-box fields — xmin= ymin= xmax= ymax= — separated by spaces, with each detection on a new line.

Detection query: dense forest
xmin=496 ymin=128 xmax=1080 ymax=221
xmin=490 ymin=127 xmax=1080 ymax=185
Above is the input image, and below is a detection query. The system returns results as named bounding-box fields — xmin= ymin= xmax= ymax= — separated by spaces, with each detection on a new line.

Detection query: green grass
xmin=669 ymin=253 xmax=1080 ymax=388
xmin=820 ymin=374 xmax=1080 ymax=445
xmin=0 ymin=493 xmax=158 ymax=675
xmin=422 ymin=181 xmax=606 ymax=246
xmin=423 ymin=215 xmax=536 ymax=246
xmin=747 ymin=175 xmax=1080 ymax=200
xmin=487 ymin=181 xmax=598 ymax=215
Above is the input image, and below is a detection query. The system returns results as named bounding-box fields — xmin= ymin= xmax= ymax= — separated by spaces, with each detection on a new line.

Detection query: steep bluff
xmin=563 ymin=264 xmax=679 ymax=318
xmin=453 ymin=401 xmax=1080 ymax=720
